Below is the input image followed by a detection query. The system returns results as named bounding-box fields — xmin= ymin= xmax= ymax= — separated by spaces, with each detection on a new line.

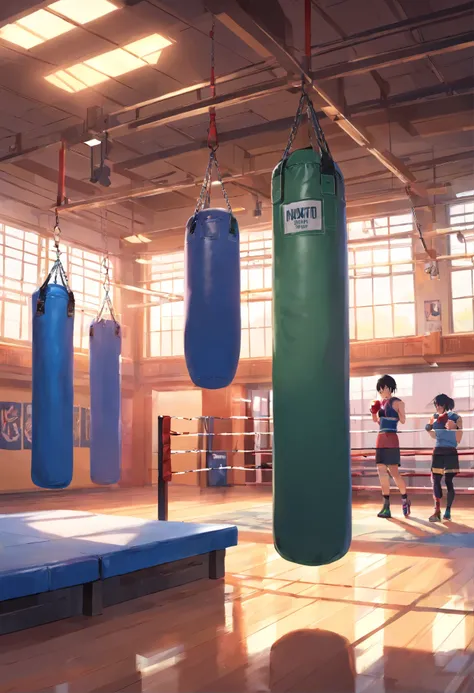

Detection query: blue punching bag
xmin=32 ymin=280 xmax=74 ymax=489
xmin=184 ymin=208 xmax=241 ymax=389
xmin=89 ymin=319 xmax=121 ymax=485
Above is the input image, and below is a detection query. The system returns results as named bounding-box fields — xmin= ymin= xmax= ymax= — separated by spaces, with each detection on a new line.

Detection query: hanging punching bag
xmin=32 ymin=280 xmax=74 ymax=489
xmin=89 ymin=319 xmax=121 ymax=485
xmin=272 ymin=146 xmax=351 ymax=566
xmin=184 ymin=208 xmax=241 ymax=389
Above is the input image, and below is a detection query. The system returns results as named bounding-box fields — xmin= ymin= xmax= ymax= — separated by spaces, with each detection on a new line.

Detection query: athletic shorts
xmin=376 ymin=448 xmax=401 ymax=466
xmin=431 ymin=447 xmax=459 ymax=475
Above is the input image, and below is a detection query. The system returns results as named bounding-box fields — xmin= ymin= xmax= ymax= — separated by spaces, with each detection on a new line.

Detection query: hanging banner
xmin=424 ymin=300 xmax=441 ymax=333
xmin=81 ymin=407 xmax=91 ymax=448
xmin=23 ymin=403 xmax=32 ymax=449
xmin=0 ymin=402 xmax=22 ymax=450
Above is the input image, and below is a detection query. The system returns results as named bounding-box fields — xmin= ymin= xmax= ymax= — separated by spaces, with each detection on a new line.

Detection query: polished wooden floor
xmin=1 ymin=486 xmax=474 ymax=693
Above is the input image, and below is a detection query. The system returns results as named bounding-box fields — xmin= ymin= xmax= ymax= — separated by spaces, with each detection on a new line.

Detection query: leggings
xmin=432 ymin=473 xmax=456 ymax=508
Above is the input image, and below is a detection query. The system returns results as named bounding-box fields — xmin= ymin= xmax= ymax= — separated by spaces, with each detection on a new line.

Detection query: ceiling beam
xmin=120 ymin=116 xmax=296 ymax=170
xmin=314 ymin=31 xmax=474 ymax=81
xmin=205 ymin=0 xmax=426 ymax=196
xmin=103 ymin=77 xmax=294 ymax=138
xmin=310 ymin=2 xmax=474 ymax=56
xmin=55 ymin=168 xmax=276 ymax=214
xmin=117 ymin=89 xmax=473 ymax=172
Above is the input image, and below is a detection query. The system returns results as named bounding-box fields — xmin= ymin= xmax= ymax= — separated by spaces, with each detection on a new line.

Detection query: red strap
xmin=57 ymin=141 xmax=66 ymax=208
xmin=207 ymin=20 xmax=218 ymax=151
xmin=162 ymin=415 xmax=172 ymax=482
xmin=208 ymin=109 xmax=218 ymax=150
xmin=305 ymin=0 xmax=311 ymax=62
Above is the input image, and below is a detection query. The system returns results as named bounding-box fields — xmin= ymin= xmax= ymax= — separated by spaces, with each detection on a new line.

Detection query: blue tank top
xmin=379 ymin=397 xmax=400 ymax=434
xmin=433 ymin=412 xmax=459 ymax=449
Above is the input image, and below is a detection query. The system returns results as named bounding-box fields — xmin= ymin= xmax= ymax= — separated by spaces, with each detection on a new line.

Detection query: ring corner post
xmin=157 ymin=415 xmax=169 ymax=521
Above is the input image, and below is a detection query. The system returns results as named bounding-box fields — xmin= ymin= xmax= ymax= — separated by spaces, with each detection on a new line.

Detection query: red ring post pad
xmin=272 ymin=148 xmax=351 ymax=566
xmin=184 ymin=209 xmax=241 ymax=389
xmin=162 ymin=415 xmax=172 ymax=482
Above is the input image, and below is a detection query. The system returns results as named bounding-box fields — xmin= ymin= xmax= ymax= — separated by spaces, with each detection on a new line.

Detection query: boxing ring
xmin=155 ymin=414 xmax=474 ymax=521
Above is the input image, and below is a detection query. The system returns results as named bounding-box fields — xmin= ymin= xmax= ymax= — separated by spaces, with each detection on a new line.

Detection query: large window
xmin=348 ymin=214 xmax=416 ymax=340
xmin=145 ymin=231 xmax=273 ymax=359
xmin=449 ymin=201 xmax=474 ymax=333
xmin=240 ymin=230 xmax=272 ymax=358
xmin=350 ymin=373 xmax=413 ymax=401
xmin=0 ymin=222 xmax=111 ymax=350
xmin=145 ymin=215 xmax=418 ymax=357
xmin=0 ymin=224 xmax=41 ymax=341
xmin=146 ymin=252 xmax=184 ymax=357
xmin=452 ymin=371 xmax=474 ymax=400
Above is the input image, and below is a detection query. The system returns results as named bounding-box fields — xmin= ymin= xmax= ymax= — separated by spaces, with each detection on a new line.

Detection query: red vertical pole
xmin=57 ymin=141 xmax=66 ymax=208
xmin=305 ymin=0 xmax=311 ymax=72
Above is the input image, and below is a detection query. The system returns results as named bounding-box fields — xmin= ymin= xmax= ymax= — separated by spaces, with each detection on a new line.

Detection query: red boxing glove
xmin=370 ymin=400 xmax=381 ymax=415
xmin=437 ymin=413 xmax=448 ymax=427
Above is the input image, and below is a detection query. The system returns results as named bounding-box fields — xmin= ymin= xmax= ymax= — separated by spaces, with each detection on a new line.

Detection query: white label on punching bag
xmin=283 ymin=200 xmax=323 ymax=235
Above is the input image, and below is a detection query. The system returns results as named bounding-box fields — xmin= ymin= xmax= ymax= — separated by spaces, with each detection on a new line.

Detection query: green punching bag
xmin=272 ymin=135 xmax=351 ymax=566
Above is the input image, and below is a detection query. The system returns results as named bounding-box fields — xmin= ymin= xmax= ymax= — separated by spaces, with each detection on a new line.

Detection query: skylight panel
xmin=17 ymin=9 xmax=73 ymax=40
xmin=44 ymin=33 xmax=173 ymax=92
xmin=48 ymin=0 xmax=118 ymax=25
xmin=85 ymin=48 xmax=144 ymax=78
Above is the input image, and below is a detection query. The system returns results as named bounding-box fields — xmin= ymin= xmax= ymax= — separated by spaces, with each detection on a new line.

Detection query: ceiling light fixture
xmin=44 ymin=33 xmax=173 ymax=92
xmin=456 ymin=190 xmax=474 ymax=198
xmin=84 ymin=138 xmax=102 ymax=147
xmin=124 ymin=234 xmax=152 ymax=244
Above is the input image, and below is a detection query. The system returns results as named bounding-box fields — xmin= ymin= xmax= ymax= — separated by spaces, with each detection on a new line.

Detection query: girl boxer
xmin=370 ymin=375 xmax=410 ymax=519
xmin=425 ymin=394 xmax=463 ymax=521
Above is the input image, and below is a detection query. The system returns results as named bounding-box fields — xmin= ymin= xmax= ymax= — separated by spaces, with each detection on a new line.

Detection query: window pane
xmin=392 ymin=274 xmax=414 ymax=303
xmin=355 ymin=277 xmax=372 ymax=307
xmin=149 ymin=306 xmax=161 ymax=331
xmin=4 ymin=302 xmax=21 ymax=339
xmin=374 ymin=305 xmax=393 ymax=338
xmin=4 ymin=258 xmax=22 ymax=280
xmin=150 ymin=332 xmax=160 ymax=357
xmin=161 ymin=331 xmax=172 ymax=356
xmin=451 ymin=270 xmax=473 ymax=299
xmin=241 ymin=302 xmax=249 ymax=329
xmin=355 ymin=307 xmax=373 ymax=340
xmin=241 ymin=328 xmax=250 ymax=358
xmin=265 ymin=327 xmax=272 ymax=356
xmin=348 ymin=278 xmax=354 ymax=308
xmin=373 ymin=276 xmax=390 ymax=305
xmin=249 ymin=302 xmax=265 ymax=328
xmin=250 ymin=327 xmax=265 ymax=357
xmin=172 ymin=331 xmax=183 ymax=356
xmin=452 ymin=298 xmax=474 ymax=333
xmin=349 ymin=308 xmax=355 ymax=340
xmin=393 ymin=303 xmax=415 ymax=337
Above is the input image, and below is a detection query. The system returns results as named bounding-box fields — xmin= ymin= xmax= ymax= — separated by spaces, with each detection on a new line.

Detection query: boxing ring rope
xmin=155 ymin=415 xmax=474 ymax=520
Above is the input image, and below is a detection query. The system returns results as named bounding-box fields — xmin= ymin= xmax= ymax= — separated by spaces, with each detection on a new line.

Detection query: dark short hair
xmin=433 ymin=393 xmax=455 ymax=411
xmin=376 ymin=375 xmax=397 ymax=394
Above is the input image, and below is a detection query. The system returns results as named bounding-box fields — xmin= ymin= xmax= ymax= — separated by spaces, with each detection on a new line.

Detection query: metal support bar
xmin=314 ymin=31 xmax=474 ymax=81
xmin=206 ymin=0 xmax=427 ymax=195
xmin=104 ymin=77 xmax=294 ymax=138
xmin=311 ymin=2 xmax=474 ymax=56
xmin=157 ymin=416 xmax=168 ymax=521
xmin=56 ymin=167 xmax=275 ymax=213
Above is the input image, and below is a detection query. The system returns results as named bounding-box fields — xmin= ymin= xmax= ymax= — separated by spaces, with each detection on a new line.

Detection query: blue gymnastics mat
xmin=0 ymin=510 xmax=238 ymax=601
